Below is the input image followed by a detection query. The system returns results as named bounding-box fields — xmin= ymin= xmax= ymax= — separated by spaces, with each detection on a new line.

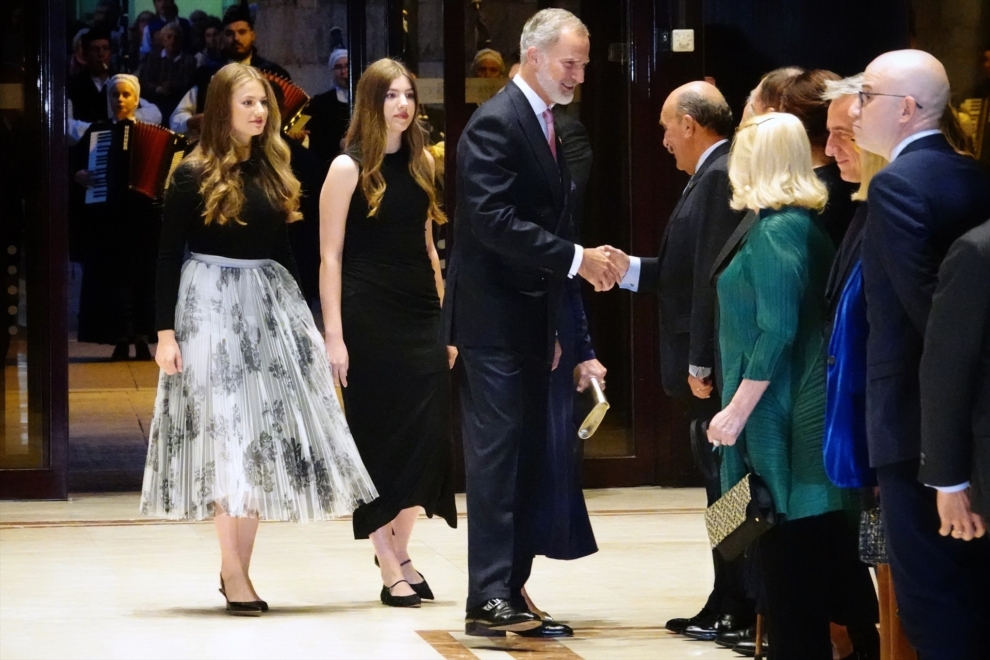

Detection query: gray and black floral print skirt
xmin=140 ymin=254 xmax=378 ymax=521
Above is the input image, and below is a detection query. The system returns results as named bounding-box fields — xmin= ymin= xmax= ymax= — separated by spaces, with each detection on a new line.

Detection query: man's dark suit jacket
xmin=638 ymin=141 xmax=745 ymax=397
xmin=920 ymin=218 xmax=990 ymax=517
xmin=863 ymin=133 xmax=990 ymax=468
xmin=440 ymin=80 xmax=574 ymax=362
xmin=824 ymin=202 xmax=867 ymax=344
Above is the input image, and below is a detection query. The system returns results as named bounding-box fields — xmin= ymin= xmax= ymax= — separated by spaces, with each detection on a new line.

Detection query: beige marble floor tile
xmin=0 ymin=490 xmax=739 ymax=659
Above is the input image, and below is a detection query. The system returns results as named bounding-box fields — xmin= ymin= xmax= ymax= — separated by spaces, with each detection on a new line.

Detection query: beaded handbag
xmin=858 ymin=507 xmax=887 ymax=565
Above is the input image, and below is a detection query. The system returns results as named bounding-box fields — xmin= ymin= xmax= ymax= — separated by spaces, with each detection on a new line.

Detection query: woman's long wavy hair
xmin=184 ymin=63 xmax=302 ymax=225
xmin=344 ymin=58 xmax=446 ymax=224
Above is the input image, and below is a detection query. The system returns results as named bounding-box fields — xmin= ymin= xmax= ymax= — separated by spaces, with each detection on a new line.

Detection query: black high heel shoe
xmin=400 ymin=559 xmax=434 ymax=600
xmin=380 ymin=580 xmax=421 ymax=608
xmin=220 ymin=574 xmax=268 ymax=612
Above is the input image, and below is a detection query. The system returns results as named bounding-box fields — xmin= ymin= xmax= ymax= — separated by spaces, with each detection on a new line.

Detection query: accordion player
xmin=82 ymin=119 xmax=186 ymax=205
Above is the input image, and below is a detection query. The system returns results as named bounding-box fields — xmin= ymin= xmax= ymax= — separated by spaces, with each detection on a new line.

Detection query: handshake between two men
xmin=575 ymin=245 xmax=632 ymax=292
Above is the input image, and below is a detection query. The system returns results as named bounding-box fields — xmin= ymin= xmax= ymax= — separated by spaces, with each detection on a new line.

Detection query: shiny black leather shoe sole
xmin=515 ymin=621 xmax=574 ymax=638
xmin=464 ymin=618 xmax=542 ymax=634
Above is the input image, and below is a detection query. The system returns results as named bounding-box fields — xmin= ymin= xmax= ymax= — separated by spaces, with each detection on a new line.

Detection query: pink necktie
xmin=542 ymin=109 xmax=557 ymax=161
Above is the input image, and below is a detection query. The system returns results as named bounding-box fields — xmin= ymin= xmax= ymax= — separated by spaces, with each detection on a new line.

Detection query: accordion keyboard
xmin=85 ymin=129 xmax=113 ymax=205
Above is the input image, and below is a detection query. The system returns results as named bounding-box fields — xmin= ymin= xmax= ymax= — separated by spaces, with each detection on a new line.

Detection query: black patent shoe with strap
xmin=381 ymin=580 xmax=422 ymax=608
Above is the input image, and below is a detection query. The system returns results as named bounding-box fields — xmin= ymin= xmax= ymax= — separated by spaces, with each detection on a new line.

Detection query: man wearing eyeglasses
xmin=850 ymin=49 xmax=990 ymax=660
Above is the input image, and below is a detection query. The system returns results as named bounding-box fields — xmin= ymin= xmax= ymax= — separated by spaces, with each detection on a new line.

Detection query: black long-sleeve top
xmin=155 ymin=157 xmax=300 ymax=331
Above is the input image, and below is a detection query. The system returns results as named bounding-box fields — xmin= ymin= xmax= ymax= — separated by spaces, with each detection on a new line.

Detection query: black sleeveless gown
xmin=341 ymin=145 xmax=457 ymax=538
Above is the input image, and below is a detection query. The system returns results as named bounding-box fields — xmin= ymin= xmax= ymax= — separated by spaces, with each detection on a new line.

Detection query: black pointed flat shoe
xmin=399 ymin=559 xmax=434 ymax=600
xmin=380 ymin=580 xmax=421 ymax=608
xmin=220 ymin=573 xmax=268 ymax=612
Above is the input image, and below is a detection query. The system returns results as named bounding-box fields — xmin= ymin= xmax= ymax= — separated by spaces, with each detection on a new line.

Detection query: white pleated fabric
xmin=140 ymin=254 xmax=378 ymax=521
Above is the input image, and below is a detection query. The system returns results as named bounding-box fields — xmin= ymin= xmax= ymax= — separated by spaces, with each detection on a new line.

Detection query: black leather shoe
xmin=684 ymin=614 xmax=754 ymax=641
xmin=220 ymin=574 xmax=268 ymax=612
xmin=665 ymin=608 xmax=716 ymax=634
xmin=715 ymin=626 xmax=755 ymax=648
xmin=465 ymin=599 xmax=541 ymax=635
xmin=515 ymin=620 xmax=574 ymax=638
xmin=732 ymin=639 xmax=769 ymax=657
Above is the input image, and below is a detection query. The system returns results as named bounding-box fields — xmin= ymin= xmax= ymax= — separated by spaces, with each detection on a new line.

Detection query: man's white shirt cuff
xmin=567 ymin=245 xmax=583 ymax=278
xmin=619 ymin=256 xmax=641 ymax=291
xmin=928 ymin=482 xmax=970 ymax=493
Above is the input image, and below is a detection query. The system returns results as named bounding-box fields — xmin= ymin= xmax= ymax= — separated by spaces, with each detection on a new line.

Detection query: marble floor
xmin=0 ymin=488 xmax=745 ymax=660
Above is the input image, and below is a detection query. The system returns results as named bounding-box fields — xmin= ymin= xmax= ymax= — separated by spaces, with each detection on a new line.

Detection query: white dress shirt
xmin=511 ymin=74 xmax=583 ymax=278
xmin=889 ymin=129 xmax=941 ymax=161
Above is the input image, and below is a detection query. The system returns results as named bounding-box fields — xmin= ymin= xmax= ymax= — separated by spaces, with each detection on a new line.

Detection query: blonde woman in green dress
xmin=707 ymin=112 xmax=859 ymax=659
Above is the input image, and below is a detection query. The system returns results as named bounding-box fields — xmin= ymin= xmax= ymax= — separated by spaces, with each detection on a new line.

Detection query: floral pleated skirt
xmin=140 ymin=253 xmax=378 ymax=521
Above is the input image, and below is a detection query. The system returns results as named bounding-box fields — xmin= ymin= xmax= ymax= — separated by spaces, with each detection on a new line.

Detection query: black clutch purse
xmin=703 ymin=428 xmax=777 ymax=561
xmin=858 ymin=507 xmax=887 ymax=565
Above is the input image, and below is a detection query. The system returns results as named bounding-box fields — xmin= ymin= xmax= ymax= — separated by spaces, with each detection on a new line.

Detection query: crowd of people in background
xmin=61 ymin=3 xmax=990 ymax=659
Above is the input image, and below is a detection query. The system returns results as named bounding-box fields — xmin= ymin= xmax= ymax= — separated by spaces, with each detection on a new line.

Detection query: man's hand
xmin=936 ymin=488 xmax=986 ymax=541
xmin=574 ymin=358 xmax=606 ymax=392
xmin=578 ymin=246 xmax=621 ymax=291
xmin=446 ymin=345 xmax=458 ymax=369
xmin=552 ymin=340 xmax=562 ymax=371
xmin=603 ymin=245 xmax=630 ymax=278
xmin=688 ymin=374 xmax=713 ymax=399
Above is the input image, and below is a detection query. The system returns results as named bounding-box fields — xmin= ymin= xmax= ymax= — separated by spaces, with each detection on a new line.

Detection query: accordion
xmin=85 ymin=120 xmax=186 ymax=204
xmin=261 ymin=71 xmax=311 ymax=132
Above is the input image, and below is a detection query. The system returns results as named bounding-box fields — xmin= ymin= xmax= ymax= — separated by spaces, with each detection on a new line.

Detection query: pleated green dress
xmin=717 ymin=207 xmax=855 ymax=521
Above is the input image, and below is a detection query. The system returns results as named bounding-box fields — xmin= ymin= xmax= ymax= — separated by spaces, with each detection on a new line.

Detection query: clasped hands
xmin=578 ymin=245 xmax=630 ymax=291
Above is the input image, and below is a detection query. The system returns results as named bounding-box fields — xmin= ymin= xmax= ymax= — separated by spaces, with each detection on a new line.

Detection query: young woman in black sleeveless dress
xmin=319 ymin=58 xmax=457 ymax=608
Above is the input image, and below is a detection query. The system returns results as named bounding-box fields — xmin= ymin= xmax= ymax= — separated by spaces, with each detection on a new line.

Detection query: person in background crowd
xmin=68 ymin=27 xmax=90 ymax=77
xmin=70 ymin=74 xmax=161 ymax=360
xmin=851 ymin=49 xmax=990 ymax=659
xmin=608 ymin=81 xmax=752 ymax=644
xmin=128 ymin=11 xmax=155 ymax=68
xmin=751 ymin=67 xmax=858 ymax=248
xmin=186 ymin=9 xmax=209 ymax=56
xmin=170 ymin=0 xmax=290 ymax=141
xmin=320 ymin=58 xmax=457 ymax=609
xmin=139 ymin=0 xmax=191 ymax=60
xmin=472 ymin=48 xmax=505 ymax=78
xmin=141 ymin=63 xmax=377 ymax=617
xmin=139 ymin=21 xmax=196 ymax=124
xmin=195 ymin=16 xmax=223 ymax=69
xmin=307 ymin=48 xmax=351 ymax=170
xmin=709 ymin=112 xmax=863 ymax=659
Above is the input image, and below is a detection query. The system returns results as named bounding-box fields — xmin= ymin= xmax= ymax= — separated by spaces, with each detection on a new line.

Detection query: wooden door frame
xmin=0 ymin=0 xmax=69 ymax=500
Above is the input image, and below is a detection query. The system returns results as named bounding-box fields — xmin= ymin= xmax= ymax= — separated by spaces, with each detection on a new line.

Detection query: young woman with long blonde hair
xmin=320 ymin=58 xmax=457 ymax=608
xmin=141 ymin=63 xmax=376 ymax=615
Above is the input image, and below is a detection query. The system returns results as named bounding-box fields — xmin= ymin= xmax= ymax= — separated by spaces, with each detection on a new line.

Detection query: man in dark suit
xmin=852 ymin=49 xmax=990 ymax=658
xmin=441 ymin=8 xmax=619 ymax=636
xmin=920 ymin=218 xmax=990 ymax=533
xmin=607 ymin=81 xmax=751 ymax=641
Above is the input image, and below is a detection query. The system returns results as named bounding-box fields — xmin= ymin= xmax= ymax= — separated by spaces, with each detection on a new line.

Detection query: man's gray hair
xmin=822 ymin=73 xmax=864 ymax=101
xmin=676 ymin=91 xmax=734 ymax=138
xmin=519 ymin=8 xmax=589 ymax=55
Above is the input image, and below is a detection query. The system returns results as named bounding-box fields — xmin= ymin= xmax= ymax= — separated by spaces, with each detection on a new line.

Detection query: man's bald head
xmin=660 ymin=81 xmax=734 ymax=174
xmin=666 ymin=81 xmax=734 ymax=137
xmin=852 ymin=49 xmax=949 ymax=158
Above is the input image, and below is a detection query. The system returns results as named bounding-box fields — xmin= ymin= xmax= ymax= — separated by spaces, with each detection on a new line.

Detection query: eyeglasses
xmin=858 ymin=91 xmax=923 ymax=110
